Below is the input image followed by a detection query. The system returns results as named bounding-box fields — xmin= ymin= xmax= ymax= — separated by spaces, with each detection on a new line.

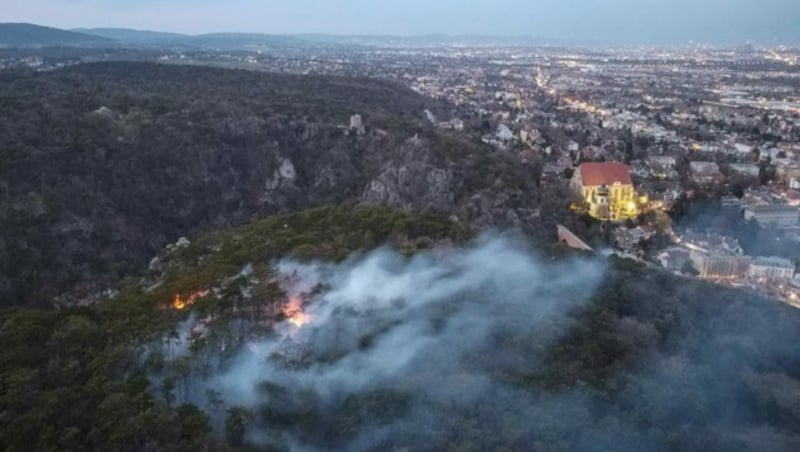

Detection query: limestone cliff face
xmin=362 ymin=136 xmax=458 ymax=211
xmin=358 ymin=133 xmax=550 ymax=237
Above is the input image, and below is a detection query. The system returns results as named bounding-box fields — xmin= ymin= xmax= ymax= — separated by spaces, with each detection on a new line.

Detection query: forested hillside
xmin=3 ymin=205 xmax=800 ymax=451
xmin=0 ymin=206 xmax=468 ymax=451
xmin=0 ymin=62 xmax=544 ymax=307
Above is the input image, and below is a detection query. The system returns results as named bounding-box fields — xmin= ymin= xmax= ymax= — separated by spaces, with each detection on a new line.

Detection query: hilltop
xmin=71 ymin=27 xmax=191 ymax=46
xmin=0 ymin=23 xmax=116 ymax=48
xmin=71 ymin=28 xmax=314 ymax=50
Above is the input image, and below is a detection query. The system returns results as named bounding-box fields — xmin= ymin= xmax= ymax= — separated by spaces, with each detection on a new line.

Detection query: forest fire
xmin=172 ymin=290 xmax=209 ymax=310
xmin=283 ymin=296 xmax=311 ymax=327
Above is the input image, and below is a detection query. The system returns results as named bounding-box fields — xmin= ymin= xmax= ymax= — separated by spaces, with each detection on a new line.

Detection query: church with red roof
xmin=570 ymin=162 xmax=638 ymax=221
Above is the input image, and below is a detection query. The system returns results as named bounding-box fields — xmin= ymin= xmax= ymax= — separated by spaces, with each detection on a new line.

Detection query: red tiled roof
xmin=578 ymin=162 xmax=632 ymax=186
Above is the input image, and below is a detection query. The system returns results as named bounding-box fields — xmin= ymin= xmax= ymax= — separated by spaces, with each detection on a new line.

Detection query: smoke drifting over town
xmin=162 ymin=236 xmax=605 ymax=449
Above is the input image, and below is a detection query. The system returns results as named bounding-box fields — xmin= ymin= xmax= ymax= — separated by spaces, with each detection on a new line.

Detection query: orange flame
xmin=172 ymin=290 xmax=209 ymax=310
xmin=283 ymin=296 xmax=311 ymax=327
xmin=173 ymin=294 xmax=186 ymax=310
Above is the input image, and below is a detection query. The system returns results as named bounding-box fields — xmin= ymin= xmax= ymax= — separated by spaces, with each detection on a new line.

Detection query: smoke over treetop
xmin=138 ymin=210 xmax=800 ymax=450
xmin=153 ymin=234 xmax=605 ymax=450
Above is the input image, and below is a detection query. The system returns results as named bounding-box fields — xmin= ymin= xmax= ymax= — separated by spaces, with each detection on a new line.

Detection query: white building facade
xmin=748 ymin=257 xmax=795 ymax=281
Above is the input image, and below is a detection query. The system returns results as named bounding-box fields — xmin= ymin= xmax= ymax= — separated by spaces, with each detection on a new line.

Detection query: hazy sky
xmin=2 ymin=0 xmax=799 ymax=44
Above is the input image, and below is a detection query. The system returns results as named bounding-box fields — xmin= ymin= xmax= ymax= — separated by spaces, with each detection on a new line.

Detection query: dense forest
xmin=0 ymin=62 xmax=541 ymax=307
xmin=3 ymin=205 xmax=800 ymax=451
xmin=0 ymin=206 xmax=468 ymax=451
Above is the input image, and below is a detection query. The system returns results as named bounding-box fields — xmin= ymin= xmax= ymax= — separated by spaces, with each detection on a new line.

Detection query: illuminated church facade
xmin=570 ymin=162 xmax=638 ymax=221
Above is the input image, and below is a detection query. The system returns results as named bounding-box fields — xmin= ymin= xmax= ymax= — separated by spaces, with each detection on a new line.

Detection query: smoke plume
xmin=161 ymin=235 xmax=605 ymax=449
xmin=150 ymin=232 xmax=800 ymax=451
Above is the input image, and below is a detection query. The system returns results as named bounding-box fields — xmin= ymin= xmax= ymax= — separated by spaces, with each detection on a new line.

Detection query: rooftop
xmin=578 ymin=162 xmax=632 ymax=187
xmin=746 ymin=204 xmax=798 ymax=213
xmin=690 ymin=161 xmax=721 ymax=173
xmin=682 ymin=232 xmax=742 ymax=255
xmin=752 ymin=256 xmax=795 ymax=269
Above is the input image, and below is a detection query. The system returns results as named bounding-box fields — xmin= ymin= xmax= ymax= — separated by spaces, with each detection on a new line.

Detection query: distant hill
xmin=0 ymin=23 xmax=115 ymax=48
xmin=1 ymin=23 xmax=561 ymax=50
xmin=189 ymin=32 xmax=319 ymax=50
xmin=1 ymin=24 xmax=333 ymax=50
xmin=71 ymin=27 xmax=192 ymax=46
xmin=74 ymin=27 xmax=340 ymax=50
xmin=298 ymin=33 xmax=558 ymax=48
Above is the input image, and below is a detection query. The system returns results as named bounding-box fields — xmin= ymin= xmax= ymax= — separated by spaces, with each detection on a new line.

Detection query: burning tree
xmin=282 ymin=296 xmax=311 ymax=328
xmin=172 ymin=290 xmax=209 ymax=310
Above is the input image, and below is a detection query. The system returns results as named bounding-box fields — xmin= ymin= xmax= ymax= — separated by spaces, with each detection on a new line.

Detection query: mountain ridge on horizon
xmin=71 ymin=25 xmax=563 ymax=48
xmin=0 ymin=22 xmax=561 ymax=50
xmin=4 ymin=22 xmax=786 ymax=49
xmin=0 ymin=23 xmax=115 ymax=48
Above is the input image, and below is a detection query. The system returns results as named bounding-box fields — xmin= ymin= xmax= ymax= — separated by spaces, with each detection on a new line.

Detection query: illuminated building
xmin=690 ymin=251 xmax=751 ymax=280
xmin=570 ymin=162 xmax=638 ymax=221
xmin=775 ymin=163 xmax=800 ymax=185
xmin=683 ymin=233 xmax=750 ymax=280
xmin=690 ymin=161 xmax=722 ymax=184
xmin=649 ymin=156 xmax=677 ymax=180
xmin=748 ymin=257 xmax=795 ymax=281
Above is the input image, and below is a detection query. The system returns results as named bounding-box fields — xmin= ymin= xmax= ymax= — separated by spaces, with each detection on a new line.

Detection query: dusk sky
xmin=2 ymin=0 xmax=799 ymax=44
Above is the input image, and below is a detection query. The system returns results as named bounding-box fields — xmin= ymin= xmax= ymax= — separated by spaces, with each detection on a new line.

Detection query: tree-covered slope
xmin=0 ymin=205 xmax=468 ymax=451
xmin=0 ymin=62 xmax=537 ymax=307
xmin=3 ymin=205 xmax=800 ymax=451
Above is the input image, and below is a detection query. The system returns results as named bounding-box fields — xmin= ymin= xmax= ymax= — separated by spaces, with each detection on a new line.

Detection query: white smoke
xmin=168 ymin=234 xmax=608 ymax=449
